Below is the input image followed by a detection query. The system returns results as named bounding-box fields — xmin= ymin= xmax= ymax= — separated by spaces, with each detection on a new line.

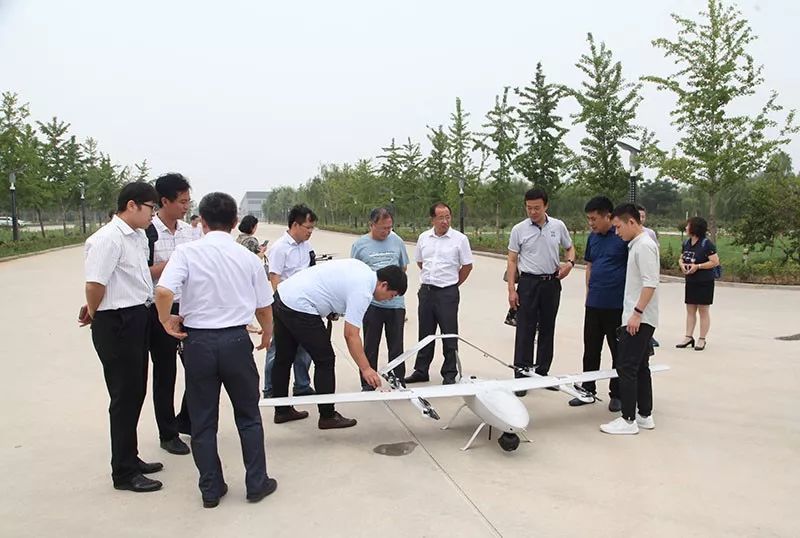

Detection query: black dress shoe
xmin=137 ymin=459 xmax=164 ymax=474
xmin=608 ymin=397 xmax=622 ymax=413
xmin=514 ymin=390 xmax=527 ymax=397
xmin=114 ymin=473 xmax=162 ymax=493
xmin=160 ymin=437 xmax=190 ymax=455
xmin=274 ymin=407 xmax=309 ymax=424
xmin=568 ymin=395 xmax=596 ymax=407
xmin=544 ymin=386 xmax=559 ymax=392
xmin=203 ymin=483 xmax=228 ymax=508
xmin=247 ymin=478 xmax=278 ymax=503
xmin=404 ymin=371 xmax=429 ymax=384
xmin=318 ymin=411 xmax=357 ymax=430
xmin=292 ymin=387 xmax=316 ymax=396
xmin=442 ymin=377 xmax=456 ymax=385
xmin=676 ymin=336 xmax=695 ymax=348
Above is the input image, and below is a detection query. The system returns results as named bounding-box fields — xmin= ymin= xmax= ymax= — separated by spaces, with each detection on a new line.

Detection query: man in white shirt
xmin=146 ymin=173 xmax=195 ymax=456
xmin=270 ymin=259 xmax=407 ymax=428
xmin=155 ymin=192 xmax=277 ymax=508
xmin=404 ymin=203 xmax=473 ymax=385
xmin=600 ymin=203 xmax=660 ymax=435
xmin=507 ymin=188 xmax=575 ymax=395
xmin=80 ymin=182 xmax=164 ymax=493
xmin=189 ymin=214 xmax=203 ymax=240
xmin=262 ymin=204 xmax=317 ymax=401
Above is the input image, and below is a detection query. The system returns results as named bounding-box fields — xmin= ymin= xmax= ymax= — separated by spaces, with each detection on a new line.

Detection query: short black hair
xmin=239 ymin=214 xmax=259 ymax=234
xmin=107 ymin=209 xmax=116 ymax=219
xmin=687 ymin=216 xmax=708 ymax=238
xmin=288 ymin=204 xmax=317 ymax=228
xmin=584 ymin=196 xmax=614 ymax=215
xmin=376 ymin=265 xmax=408 ymax=295
xmin=524 ymin=188 xmax=548 ymax=205
xmin=190 ymin=214 xmax=199 ymax=221
xmin=429 ymin=202 xmax=452 ymax=218
xmin=611 ymin=203 xmax=641 ymax=224
xmin=635 ymin=203 xmax=646 ymax=212
xmin=369 ymin=207 xmax=394 ymax=223
xmin=117 ymin=182 xmax=159 ymax=212
xmin=154 ymin=173 xmax=191 ymax=204
xmin=199 ymin=192 xmax=238 ymax=231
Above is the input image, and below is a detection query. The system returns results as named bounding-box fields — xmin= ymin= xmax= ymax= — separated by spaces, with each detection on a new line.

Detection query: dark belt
xmin=520 ymin=272 xmax=559 ymax=281
xmin=420 ymin=283 xmax=458 ymax=291
xmin=185 ymin=325 xmax=247 ymax=332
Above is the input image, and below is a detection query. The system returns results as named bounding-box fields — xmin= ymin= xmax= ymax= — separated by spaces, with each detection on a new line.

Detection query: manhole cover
xmin=775 ymin=334 xmax=800 ymax=341
xmin=373 ymin=441 xmax=417 ymax=456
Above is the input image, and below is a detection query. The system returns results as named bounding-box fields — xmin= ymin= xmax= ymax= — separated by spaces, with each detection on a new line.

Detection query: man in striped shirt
xmin=146 ymin=173 xmax=196 ymax=455
xmin=80 ymin=182 xmax=165 ymax=493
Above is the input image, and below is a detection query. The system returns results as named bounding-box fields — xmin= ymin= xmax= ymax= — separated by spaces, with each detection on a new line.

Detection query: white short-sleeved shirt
xmin=267 ymin=231 xmax=312 ymax=281
xmin=508 ymin=216 xmax=572 ymax=275
xmin=414 ymin=227 xmax=473 ymax=287
xmin=158 ymin=231 xmax=273 ymax=329
xmin=85 ymin=216 xmax=153 ymax=311
xmin=191 ymin=225 xmax=203 ymax=240
xmin=151 ymin=215 xmax=195 ymax=299
xmin=277 ymin=259 xmax=377 ymax=329
xmin=622 ymin=232 xmax=660 ymax=328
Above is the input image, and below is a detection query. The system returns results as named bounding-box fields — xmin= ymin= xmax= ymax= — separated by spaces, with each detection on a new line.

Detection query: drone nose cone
xmin=475 ymin=389 xmax=530 ymax=431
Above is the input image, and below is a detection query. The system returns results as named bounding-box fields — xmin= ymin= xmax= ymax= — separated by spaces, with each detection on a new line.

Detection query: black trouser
xmin=183 ymin=326 xmax=268 ymax=499
xmin=513 ymin=274 xmax=561 ymax=376
xmin=581 ymin=307 xmax=622 ymax=397
xmin=361 ymin=305 xmax=405 ymax=389
xmin=413 ymin=284 xmax=459 ymax=380
xmin=149 ymin=303 xmax=190 ymax=440
xmin=90 ymin=304 xmax=150 ymax=485
xmin=617 ymin=323 xmax=655 ymax=421
xmin=272 ymin=295 xmax=337 ymax=418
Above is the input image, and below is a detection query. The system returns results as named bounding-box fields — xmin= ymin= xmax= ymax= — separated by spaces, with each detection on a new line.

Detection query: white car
xmin=0 ymin=216 xmax=27 ymax=227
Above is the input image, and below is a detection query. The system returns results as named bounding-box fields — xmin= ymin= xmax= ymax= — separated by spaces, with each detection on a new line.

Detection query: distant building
xmin=238 ymin=191 xmax=270 ymax=220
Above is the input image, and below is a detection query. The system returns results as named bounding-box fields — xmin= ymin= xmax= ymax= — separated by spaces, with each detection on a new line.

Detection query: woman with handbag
xmin=676 ymin=217 xmax=721 ymax=351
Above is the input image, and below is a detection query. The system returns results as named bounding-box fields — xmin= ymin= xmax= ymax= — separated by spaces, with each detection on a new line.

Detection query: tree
xmin=571 ymin=33 xmax=642 ymax=202
xmin=638 ymin=179 xmax=681 ymax=217
xmin=134 ymin=159 xmax=151 ymax=183
xmin=425 ymin=125 xmax=449 ymax=207
xmin=733 ymin=153 xmax=800 ymax=264
xmin=475 ymin=87 xmax=519 ymax=231
xmin=38 ymin=117 xmax=83 ymax=232
xmin=644 ymin=0 xmax=797 ymax=241
xmin=514 ymin=62 xmax=573 ymax=193
xmin=445 ymin=97 xmax=482 ymax=227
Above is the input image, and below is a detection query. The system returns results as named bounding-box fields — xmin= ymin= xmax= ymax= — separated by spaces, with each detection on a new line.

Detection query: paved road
xmin=1 ymin=223 xmax=797 ymax=537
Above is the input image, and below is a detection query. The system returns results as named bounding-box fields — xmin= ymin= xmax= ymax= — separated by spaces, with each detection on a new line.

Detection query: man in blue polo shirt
xmin=569 ymin=196 xmax=628 ymax=412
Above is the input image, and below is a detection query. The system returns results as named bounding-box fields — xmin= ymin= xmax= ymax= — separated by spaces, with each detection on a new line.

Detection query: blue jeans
xmin=263 ymin=339 xmax=312 ymax=396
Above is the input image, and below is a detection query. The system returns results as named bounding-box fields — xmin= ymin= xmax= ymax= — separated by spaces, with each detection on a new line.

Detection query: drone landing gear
xmin=441 ymin=403 xmax=531 ymax=451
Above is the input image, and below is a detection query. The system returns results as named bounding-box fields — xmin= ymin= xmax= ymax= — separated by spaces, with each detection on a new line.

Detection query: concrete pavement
xmin=0 ymin=223 xmax=797 ymax=538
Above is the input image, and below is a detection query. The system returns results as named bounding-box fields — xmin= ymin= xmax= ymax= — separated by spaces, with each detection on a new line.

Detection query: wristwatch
xmin=568 ymin=259 xmax=575 ymax=266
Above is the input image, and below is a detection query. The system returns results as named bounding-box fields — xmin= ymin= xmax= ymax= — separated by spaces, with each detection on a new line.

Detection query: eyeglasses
xmin=140 ymin=203 xmax=157 ymax=212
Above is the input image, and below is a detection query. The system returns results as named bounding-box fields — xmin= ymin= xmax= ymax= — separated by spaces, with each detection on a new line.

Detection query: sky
xmin=1 ymin=0 xmax=797 ymax=203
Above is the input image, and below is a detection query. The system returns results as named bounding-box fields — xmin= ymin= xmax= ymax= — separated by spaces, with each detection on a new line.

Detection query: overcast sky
xmin=1 ymin=0 xmax=797 ymax=203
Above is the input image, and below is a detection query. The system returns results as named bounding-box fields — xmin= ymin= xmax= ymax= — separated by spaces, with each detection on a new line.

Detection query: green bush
xmin=0 ymin=232 xmax=87 ymax=258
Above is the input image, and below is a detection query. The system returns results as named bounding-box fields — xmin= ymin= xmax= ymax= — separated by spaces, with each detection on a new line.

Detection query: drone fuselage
xmin=463 ymin=385 xmax=530 ymax=433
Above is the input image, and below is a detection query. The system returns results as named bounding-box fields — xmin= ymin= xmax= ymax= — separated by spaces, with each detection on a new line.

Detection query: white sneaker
xmin=600 ymin=417 xmax=639 ymax=435
xmin=636 ymin=414 xmax=655 ymax=430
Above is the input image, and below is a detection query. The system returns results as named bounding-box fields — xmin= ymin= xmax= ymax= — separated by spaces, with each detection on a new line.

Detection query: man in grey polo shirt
xmin=600 ymin=204 xmax=660 ymax=435
xmin=507 ymin=188 xmax=576 ymax=392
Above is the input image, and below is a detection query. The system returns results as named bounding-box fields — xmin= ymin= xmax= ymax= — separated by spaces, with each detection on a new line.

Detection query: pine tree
xmin=571 ymin=33 xmax=641 ymax=202
xmin=425 ymin=125 xmax=449 ymax=207
xmin=515 ymin=62 xmax=572 ymax=193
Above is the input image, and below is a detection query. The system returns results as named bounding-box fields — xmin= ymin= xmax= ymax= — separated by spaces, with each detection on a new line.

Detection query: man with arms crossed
xmin=81 ymin=182 xmax=164 ymax=492
xmin=270 ymin=259 xmax=407 ymax=428
xmin=351 ymin=207 xmax=409 ymax=390
xmin=600 ymin=204 xmax=660 ymax=435
xmin=156 ymin=192 xmax=277 ymax=507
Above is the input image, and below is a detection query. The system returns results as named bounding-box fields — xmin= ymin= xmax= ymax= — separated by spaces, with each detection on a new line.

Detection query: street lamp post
xmin=80 ymin=185 xmax=87 ymax=234
xmin=458 ymin=178 xmax=465 ymax=233
xmin=616 ymin=141 xmax=641 ymax=204
xmin=9 ymin=171 xmax=19 ymax=241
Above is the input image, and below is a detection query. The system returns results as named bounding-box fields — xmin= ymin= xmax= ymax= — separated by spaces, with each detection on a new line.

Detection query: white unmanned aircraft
xmin=260 ymin=335 xmax=669 ymax=451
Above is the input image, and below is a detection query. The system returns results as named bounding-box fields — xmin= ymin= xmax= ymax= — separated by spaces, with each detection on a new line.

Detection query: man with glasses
xmin=405 ymin=202 xmax=473 ymax=385
xmin=350 ymin=207 xmax=409 ymax=390
xmin=146 ymin=173 xmax=196 ymax=455
xmin=263 ymin=204 xmax=316 ymax=418
xmin=79 ymin=182 xmax=165 ymax=493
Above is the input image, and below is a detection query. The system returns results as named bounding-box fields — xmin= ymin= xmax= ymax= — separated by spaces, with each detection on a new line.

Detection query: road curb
xmin=0 ymin=242 xmax=84 ymax=263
